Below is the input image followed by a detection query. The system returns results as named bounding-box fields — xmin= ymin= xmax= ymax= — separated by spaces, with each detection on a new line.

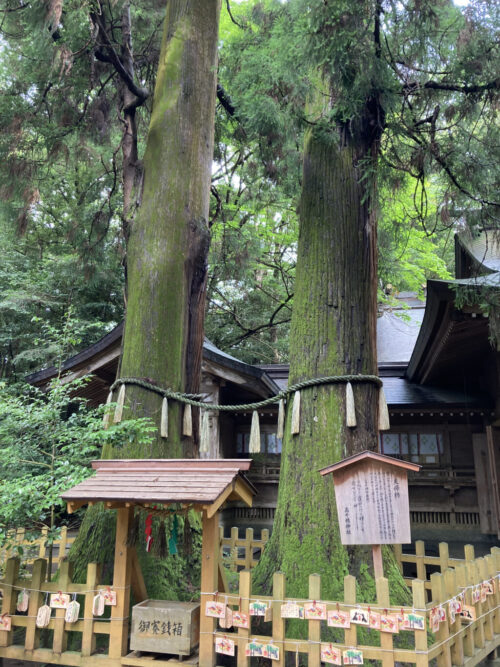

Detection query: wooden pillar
xmin=486 ymin=425 xmax=500 ymax=538
xmin=109 ymin=506 xmax=133 ymax=659
xmin=199 ymin=509 xmax=219 ymax=667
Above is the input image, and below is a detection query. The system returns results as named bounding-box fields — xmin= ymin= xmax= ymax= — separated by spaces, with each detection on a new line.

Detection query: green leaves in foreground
xmin=0 ymin=376 xmax=156 ymax=547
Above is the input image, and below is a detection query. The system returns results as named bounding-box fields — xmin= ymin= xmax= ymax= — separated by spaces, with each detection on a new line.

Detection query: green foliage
xmin=0 ymin=375 xmax=156 ymax=547
xmin=378 ymin=178 xmax=453 ymax=300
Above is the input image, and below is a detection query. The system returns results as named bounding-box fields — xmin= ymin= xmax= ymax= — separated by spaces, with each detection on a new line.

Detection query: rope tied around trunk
xmin=108 ymin=374 xmax=383 ymax=412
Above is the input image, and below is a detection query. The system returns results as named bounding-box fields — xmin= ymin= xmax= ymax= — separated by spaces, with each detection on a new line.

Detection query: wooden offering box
xmin=130 ymin=600 xmax=200 ymax=656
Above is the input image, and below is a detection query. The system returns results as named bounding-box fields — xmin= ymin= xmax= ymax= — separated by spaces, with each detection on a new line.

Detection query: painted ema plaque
xmin=320 ymin=451 xmax=420 ymax=545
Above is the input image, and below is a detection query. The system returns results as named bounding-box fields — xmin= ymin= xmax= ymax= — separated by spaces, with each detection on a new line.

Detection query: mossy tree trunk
xmin=253 ymin=120 xmax=406 ymax=601
xmin=70 ymin=1 xmax=220 ymax=590
xmin=116 ymin=0 xmax=221 ymax=457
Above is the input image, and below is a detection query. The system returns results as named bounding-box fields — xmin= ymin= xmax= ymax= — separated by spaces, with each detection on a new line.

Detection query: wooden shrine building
xmin=27 ymin=231 xmax=500 ymax=552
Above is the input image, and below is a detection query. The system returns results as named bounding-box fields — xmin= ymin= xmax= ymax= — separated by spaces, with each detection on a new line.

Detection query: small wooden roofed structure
xmin=62 ymin=458 xmax=256 ymax=518
xmin=61 ymin=459 xmax=255 ymax=667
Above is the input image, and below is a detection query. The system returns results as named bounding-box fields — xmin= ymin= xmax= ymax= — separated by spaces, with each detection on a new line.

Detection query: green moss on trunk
xmin=70 ymin=1 xmax=221 ymax=591
xmin=254 ymin=128 xmax=408 ymax=606
xmin=118 ymin=0 xmax=221 ymax=455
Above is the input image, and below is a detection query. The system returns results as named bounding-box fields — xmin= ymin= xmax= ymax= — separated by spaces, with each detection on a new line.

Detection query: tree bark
xmin=117 ymin=0 xmax=221 ymax=456
xmin=253 ymin=126 xmax=382 ymax=599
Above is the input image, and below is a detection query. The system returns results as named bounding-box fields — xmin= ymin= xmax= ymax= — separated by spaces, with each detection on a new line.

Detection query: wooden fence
xmin=1 ymin=527 xmax=75 ymax=573
xmin=1 ymin=530 xmax=499 ymax=666
xmin=393 ymin=541 xmax=490 ymax=594
xmin=206 ymin=545 xmax=500 ymax=667
xmin=219 ymin=527 xmax=269 ymax=571
xmin=0 ymin=556 xmax=127 ymax=667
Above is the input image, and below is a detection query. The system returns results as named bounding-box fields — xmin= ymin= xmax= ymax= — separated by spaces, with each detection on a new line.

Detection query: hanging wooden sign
xmin=320 ymin=451 xmax=420 ymax=546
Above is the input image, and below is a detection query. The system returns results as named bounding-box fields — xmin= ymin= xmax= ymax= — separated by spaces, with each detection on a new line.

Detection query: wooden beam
xmin=109 ymin=507 xmax=133 ymax=659
xmin=199 ymin=509 xmax=219 ymax=667
xmin=206 ymin=485 xmax=234 ymax=519
xmin=130 ymin=546 xmax=148 ymax=603
xmin=232 ymin=477 xmax=254 ymax=508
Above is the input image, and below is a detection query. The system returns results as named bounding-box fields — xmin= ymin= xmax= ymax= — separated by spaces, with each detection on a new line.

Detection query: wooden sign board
xmin=320 ymin=451 xmax=420 ymax=545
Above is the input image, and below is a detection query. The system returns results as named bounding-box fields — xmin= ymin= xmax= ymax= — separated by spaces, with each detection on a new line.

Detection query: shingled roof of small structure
xmin=62 ymin=459 xmax=255 ymax=515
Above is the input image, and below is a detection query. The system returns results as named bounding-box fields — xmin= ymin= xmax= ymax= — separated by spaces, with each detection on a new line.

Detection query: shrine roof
xmin=319 ymin=451 xmax=421 ymax=476
xmin=62 ymin=459 xmax=255 ymax=517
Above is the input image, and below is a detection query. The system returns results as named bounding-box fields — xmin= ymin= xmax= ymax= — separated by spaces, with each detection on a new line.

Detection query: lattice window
xmin=380 ymin=432 xmax=443 ymax=465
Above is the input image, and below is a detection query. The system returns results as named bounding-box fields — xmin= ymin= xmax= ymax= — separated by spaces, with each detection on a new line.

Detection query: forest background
xmin=0 ymin=0 xmax=467 ymax=380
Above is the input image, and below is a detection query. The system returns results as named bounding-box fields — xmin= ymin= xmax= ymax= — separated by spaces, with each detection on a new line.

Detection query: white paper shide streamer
xmin=249 ymin=410 xmax=261 ymax=453
xmin=160 ymin=397 xmax=168 ymax=439
xmin=291 ymin=391 xmax=301 ymax=435
xmin=345 ymin=382 xmax=357 ymax=428
xmin=378 ymin=386 xmax=390 ymax=431
xmin=113 ymin=384 xmax=126 ymax=423
xmin=183 ymin=403 xmax=193 ymax=437
xmin=277 ymin=399 xmax=285 ymax=440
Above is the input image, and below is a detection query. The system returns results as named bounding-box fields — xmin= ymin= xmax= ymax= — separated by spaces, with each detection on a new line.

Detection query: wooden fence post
xmin=485 ymin=553 xmax=500 ymax=634
xmin=464 ymin=545 xmax=475 ymax=562
xmin=308 ymin=574 xmax=321 ymax=667
xmin=467 ymin=560 xmax=484 ymax=650
xmin=430 ymin=572 xmax=451 ymax=667
xmin=82 ymin=562 xmax=101 ymax=657
xmin=412 ymin=578 xmax=428 ymax=667
xmin=478 ymin=558 xmax=493 ymax=642
xmin=230 ymin=527 xmax=239 ymax=572
xmin=272 ymin=572 xmax=285 ymax=667
xmin=438 ymin=543 xmax=449 ymax=573
xmin=52 ymin=559 xmax=72 ymax=654
xmin=58 ymin=527 xmax=68 ymax=564
xmin=261 ymin=529 xmax=269 ymax=548
xmin=0 ymin=557 xmax=20 ymax=647
xmin=244 ymin=529 xmax=254 ymax=570
xmin=237 ymin=569 xmax=251 ymax=667
xmin=25 ymin=558 xmax=47 ymax=652
xmin=344 ymin=576 xmax=357 ymax=659
xmin=39 ymin=527 xmax=48 ymax=560
xmin=376 ymin=577 xmax=394 ymax=667
xmin=456 ymin=563 xmax=473 ymax=657
xmin=415 ymin=541 xmax=426 ymax=581
xmin=444 ymin=567 xmax=464 ymax=666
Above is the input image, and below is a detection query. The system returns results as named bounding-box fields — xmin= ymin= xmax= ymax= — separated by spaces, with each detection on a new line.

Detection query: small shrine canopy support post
xmin=62 ymin=459 xmax=255 ymax=667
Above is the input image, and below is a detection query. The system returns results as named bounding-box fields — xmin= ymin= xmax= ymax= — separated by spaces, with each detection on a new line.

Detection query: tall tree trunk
xmin=70 ymin=1 xmax=221 ymax=593
xmin=117 ymin=0 xmax=221 ymax=456
xmin=253 ymin=126 xmax=386 ymax=600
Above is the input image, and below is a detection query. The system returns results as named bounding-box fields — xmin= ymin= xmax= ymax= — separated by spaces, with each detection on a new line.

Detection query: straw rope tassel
xmin=291 ymin=390 xmax=301 ymax=435
xmin=183 ymin=403 xmax=193 ymax=437
xmin=378 ymin=385 xmax=391 ymax=431
xmin=160 ymin=397 xmax=168 ymax=439
xmin=345 ymin=382 xmax=357 ymax=428
xmin=102 ymin=390 xmax=113 ymax=429
xmin=199 ymin=410 xmax=210 ymax=456
xmin=249 ymin=410 xmax=261 ymax=453
xmin=277 ymin=399 xmax=285 ymax=440
xmin=113 ymin=384 xmax=125 ymax=423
